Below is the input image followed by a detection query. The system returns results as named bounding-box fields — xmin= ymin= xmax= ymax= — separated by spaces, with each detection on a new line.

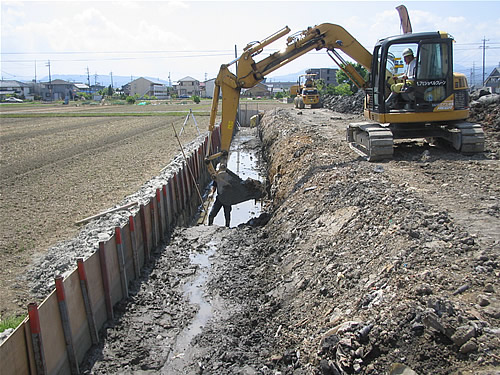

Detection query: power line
xmin=1 ymin=52 xmax=235 ymax=64
xmin=1 ymin=49 xmax=236 ymax=55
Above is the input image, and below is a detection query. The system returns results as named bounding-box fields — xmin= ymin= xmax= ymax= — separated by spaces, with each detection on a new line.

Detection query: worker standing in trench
xmin=208 ymin=163 xmax=232 ymax=227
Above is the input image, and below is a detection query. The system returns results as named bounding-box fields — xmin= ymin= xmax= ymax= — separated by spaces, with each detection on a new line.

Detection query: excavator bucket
xmin=215 ymin=168 xmax=267 ymax=206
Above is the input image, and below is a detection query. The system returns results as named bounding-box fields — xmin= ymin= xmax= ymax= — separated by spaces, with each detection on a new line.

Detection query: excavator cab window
xmin=382 ymin=42 xmax=419 ymax=110
xmin=414 ymin=41 xmax=451 ymax=109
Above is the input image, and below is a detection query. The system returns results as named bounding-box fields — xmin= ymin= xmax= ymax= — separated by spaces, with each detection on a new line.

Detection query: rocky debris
xmin=322 ymin=91 xmax=365 ymax=114
xmin=469 ymin=92 xmax=500 ymax=138
xmin=173 ymin=108 xmax=499 ymax=374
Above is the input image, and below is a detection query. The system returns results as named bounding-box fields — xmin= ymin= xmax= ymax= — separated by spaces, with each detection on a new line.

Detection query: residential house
xmin=40 ymin=79 xmax=78 ymax=101
xmin=265 ymin=81 xmax=296 ymax=96
xmin=174 ymin=76 xmax=200 ymax=97
xmin=0 ymin=80 xmax=30 ymax=100
xmin=306 ymin=68 xmax=339 ymax=86
xmin=90 ymin=84 xmax=106 ymax=95
xmin=123 ymin=77 xmax=169 ymax=99
xmin=202 ymin=78 xmax=222 ymax=98
xmin=484 ymin=66 xmax=500 ymax=93
xmin=74 ymin=83 xmax=90 ymax=93
xmin=241 ymin=83 xmax=270 ymax=98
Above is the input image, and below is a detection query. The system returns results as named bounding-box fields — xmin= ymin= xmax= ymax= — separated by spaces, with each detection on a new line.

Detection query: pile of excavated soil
xmin=82 ymin=109 xmax=499 ymax=374
xmin=322 ymin=91 xmax=364 ymax=114
xmin=469 ymin=93 xmax=500 ymax=137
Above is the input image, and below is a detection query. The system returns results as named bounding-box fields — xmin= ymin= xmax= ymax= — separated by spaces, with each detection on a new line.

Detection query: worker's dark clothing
xmin=208 ymin=197 xmax=232 ymax=227
xmin=208 ymin=180 xmax=232 ymax=227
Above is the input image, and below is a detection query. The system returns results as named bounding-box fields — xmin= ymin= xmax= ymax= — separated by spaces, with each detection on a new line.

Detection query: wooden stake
xmin=75 ymin=202 xmax=138 ymax=225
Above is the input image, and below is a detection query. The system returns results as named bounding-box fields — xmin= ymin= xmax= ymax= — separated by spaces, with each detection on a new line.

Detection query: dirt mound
xmin=322 ymin=91 xmax=364 ymax=114
xmin=469 ymin=93 xmax=500 ymax=138
xmin=194 ymin=109 xmax=499 ymax=374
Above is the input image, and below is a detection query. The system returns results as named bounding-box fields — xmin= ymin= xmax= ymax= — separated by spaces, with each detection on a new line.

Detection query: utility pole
xmin=481 ymin=37 xmax=489 ymax=86
xmin=34 ymin=60 xmax=37 ymax=83
xmin=86 ymin=67 xmax=91 ymax=94
xmin=46 ymin=60 xmax=52 ymax=101
xmin=235 ymin=44 xmax=238 ymax=73
xmin=471 ymin=62 xmax=475 ymax=88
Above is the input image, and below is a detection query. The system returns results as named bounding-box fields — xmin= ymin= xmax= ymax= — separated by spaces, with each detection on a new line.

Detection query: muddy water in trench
xmin=210 ymin=130 xmax=266 ymax=227
xmin=162 ymin=128 xmax=264 ymax=373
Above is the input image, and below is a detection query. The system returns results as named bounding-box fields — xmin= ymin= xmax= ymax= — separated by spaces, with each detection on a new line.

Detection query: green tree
xmin=336 ymin=62 xmax=368 ymax=93
xmin=126 ymin=96 xmax=136 ymax=104
xmin=315 ymin=78 xmax=326 ymax=93
xmin=107 ymin=85 xmax=113 ymax=96
xmin=274 ymin=91 xmax=285 ymax=99
xmin=192 ymin=95 xmax=200 ymax=104
xmin=333 ymin=83 xmax=353 ymax=96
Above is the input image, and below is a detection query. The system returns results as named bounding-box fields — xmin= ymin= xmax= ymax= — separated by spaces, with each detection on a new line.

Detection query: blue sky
xmin=1 ymin=0 xmax=499 ymax=84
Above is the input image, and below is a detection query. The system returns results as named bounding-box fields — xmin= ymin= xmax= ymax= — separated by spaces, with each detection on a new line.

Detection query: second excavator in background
xmin=204 ymin=6 xmax=485 ymax=206
xmin=291 ymin=74 xmax=322 ymax=109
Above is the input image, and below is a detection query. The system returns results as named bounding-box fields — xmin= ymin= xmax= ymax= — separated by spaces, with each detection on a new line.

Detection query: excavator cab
xmin=366 ymin=32 xmax=470 ymax=120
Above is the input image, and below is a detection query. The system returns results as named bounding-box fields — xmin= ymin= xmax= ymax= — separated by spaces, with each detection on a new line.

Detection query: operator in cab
xmin=385 ymin=48 xmax=416 ymax=109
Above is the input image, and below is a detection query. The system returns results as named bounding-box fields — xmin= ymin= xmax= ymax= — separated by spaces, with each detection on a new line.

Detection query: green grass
xmin=0 ymin=111 xmax=212 ymax=118
xmin=0 ymin=315 xmax=25 ymax=333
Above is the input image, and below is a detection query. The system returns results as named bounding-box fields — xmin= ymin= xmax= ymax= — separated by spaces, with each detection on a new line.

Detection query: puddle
xmin=210 ymin=130 xmax=265 ymax=227
xmin=162 ymin=241 xmax=217 ymax=373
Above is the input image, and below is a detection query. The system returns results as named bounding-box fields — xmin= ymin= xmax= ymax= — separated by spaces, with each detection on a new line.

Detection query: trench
xmin=161 ymin=127 xmax=265 ymax=373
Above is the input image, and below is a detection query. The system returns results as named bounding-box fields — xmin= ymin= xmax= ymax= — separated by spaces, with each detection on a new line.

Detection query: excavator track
xmin=449 ymin=122 xmax=485 ymax=154
xmin=347 ymin=122 xmax=394 ymax=161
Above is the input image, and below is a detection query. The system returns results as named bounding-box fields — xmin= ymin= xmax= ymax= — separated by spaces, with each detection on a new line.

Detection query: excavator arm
xmin=206 ymin=24 xmax=373 ymax=205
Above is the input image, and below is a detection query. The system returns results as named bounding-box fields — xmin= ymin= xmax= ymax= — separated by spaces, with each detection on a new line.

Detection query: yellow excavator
xmin=291 ymin=74 xmax=322 ymax=109
xmin=205 ymin=12 xmax=484 ymax=206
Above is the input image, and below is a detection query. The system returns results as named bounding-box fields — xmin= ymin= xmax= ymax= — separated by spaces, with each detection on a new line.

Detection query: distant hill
xmin=266 ymin=70 xmax=306 ymax=82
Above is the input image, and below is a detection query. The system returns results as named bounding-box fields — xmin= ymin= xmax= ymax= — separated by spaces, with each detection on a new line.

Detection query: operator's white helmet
xmin=402 ymin=48 xmax=414 ymax=57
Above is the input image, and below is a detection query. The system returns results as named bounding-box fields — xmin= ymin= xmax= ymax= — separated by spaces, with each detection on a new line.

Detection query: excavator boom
xmin=206 ymin=23 xmax=372 ymax=172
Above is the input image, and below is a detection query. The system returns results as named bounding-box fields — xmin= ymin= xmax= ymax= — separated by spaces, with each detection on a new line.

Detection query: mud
xmin=82 ymin=109 xmax=499 ymax=374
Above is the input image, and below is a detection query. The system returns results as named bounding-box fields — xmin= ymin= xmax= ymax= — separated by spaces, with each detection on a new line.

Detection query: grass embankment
xmin=0 ymin=315 xmax=25 ymax=333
